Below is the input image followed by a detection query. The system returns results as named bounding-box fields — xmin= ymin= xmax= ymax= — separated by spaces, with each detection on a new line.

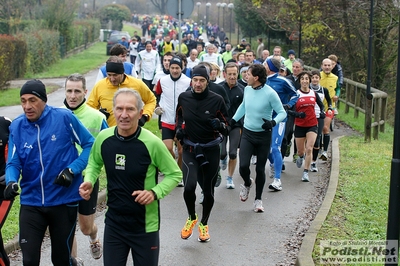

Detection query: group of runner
xmin=0 ymin=33 xmax=341 ymax=265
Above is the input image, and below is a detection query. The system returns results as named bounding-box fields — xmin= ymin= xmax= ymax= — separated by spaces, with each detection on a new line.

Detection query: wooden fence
xmin=305 ymin=66 xmax=388 ymax=141
xmin=341 ymin=78 xmax=387 ymax=141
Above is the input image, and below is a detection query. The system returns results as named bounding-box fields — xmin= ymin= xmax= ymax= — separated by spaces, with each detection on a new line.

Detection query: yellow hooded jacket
xmin=87 ymin=75 xmax=156 ymax=126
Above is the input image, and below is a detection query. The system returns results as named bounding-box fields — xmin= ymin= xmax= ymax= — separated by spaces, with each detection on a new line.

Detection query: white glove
xmin=154 ymin=107 xmax=164 ymax=116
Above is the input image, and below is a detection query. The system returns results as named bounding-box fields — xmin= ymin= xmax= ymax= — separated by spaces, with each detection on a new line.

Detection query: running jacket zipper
xmin=35 ymin=124 xmax=45 ymax=205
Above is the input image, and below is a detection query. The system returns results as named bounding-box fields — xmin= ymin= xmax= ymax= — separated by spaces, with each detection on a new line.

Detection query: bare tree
xmin=0 ymin=0 xmax=35 ymax=20
xmin=241 ymin=0 xmax=399 ymax=89
xmin=149 ymin=0 xmax=167 ymax=14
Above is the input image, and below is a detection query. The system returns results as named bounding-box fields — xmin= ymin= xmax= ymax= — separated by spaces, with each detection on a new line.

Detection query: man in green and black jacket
xmin=79 ymin=88 xmax=182 ymax=266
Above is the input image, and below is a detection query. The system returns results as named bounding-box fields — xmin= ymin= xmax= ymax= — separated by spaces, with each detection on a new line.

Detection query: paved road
xmin=9 ymin=155 xmax=340 ymax=266
xmin=4 ymin=61 xmax=347 ymax=265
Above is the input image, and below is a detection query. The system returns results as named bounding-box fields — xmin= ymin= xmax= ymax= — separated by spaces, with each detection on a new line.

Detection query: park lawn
xmin=24 ymin=42 xmax=109 ymax=79
xmin=312 ymin=105 xmax=394 ymax=265
xmin=0 ymin=85 xmax=59 ymax=107
xmin=23 ymin=24 xmax=140 ymax=79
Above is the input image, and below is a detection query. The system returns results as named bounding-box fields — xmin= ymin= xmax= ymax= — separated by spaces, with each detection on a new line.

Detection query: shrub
xmin=0 ymin=19 xmax=31 ymax=35
xmin=17 ymin=30 xmax=60 ymax=74
xmin=0 ymin=35 xmax=27 ymax=89
xmin=2 ymin=19 xmax=100 ymax=78
xmin=65 ymin=19 xmax=101 ymax=51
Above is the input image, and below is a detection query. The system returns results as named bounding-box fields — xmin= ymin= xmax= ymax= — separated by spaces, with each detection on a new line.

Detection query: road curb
xmin=296 ymin=136 xmax=343 ymax=266
xmin=4 ymin=189 xmax=107 ymax=255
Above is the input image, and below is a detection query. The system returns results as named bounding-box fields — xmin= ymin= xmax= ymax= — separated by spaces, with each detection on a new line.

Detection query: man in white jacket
xmin=154 ymin=56 xmax=191 ymax=169
xmin=199 ymin=44 xmax=224 ymax=71
xmin=135 ymin=41 xmax=160 ymax=90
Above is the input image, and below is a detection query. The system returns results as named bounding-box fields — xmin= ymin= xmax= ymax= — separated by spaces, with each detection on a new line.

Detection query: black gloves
xmin=262 ymin=118 xmax=276 ymax=131
xmin=319 ymin=112 xmax=326 ymax=119
xmin=286 ymin=110 xmax=295 ymax=117
xmin=209 ymin=118 xmax=225 ymax=130
xmin=287 ymin=110 xmax=306 ymax=118
xmin=282 ymin=104 xmax=291 ymax=111
xmin=298 ymin=112 xmax=306 ymax=118
xmin=99 ymin=108 xmax=110 ymax=119
xmin=54 ymin=168 xmax=74 ymax=187
xmin=4 ymin=182 xmax=19 ymax=200
xmin=139 ymin=114 xmax=149 ymax=126
xmin=230 ymin=118 xmax=237 ymax=127
xmin=175 ymin=128 xmax=185 ymax=145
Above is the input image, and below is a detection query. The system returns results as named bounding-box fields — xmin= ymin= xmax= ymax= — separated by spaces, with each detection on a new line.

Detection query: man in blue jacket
xmin=4 ymin=79 xmax=94 ymax=266
xmin=264 ymin=58 xmax=298 ymax=191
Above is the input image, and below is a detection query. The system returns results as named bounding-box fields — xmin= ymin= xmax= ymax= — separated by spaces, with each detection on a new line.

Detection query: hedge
xmin=0 ymin=19 xmax=101 ymax=87
xmin=0 ymin=35 xmax=27 ymax=89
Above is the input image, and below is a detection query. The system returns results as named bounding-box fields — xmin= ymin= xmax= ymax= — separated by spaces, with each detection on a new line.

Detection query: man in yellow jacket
xmin=87 ymin=56 xmax=156 ymax=126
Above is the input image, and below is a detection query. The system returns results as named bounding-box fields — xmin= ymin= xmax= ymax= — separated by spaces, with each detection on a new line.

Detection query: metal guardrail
xmin=305 ymin=66 xmax=388 ymax=141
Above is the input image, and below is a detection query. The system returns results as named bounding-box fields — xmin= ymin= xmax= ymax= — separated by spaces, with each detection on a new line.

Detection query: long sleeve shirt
xmin=135 ymin=50 xmax=160 ymax=81
xmin=233 ymin=84 xmax=287 ymax=132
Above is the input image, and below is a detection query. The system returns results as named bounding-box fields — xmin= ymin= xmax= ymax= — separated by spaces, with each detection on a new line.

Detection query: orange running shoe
xmin=198 ymin=223 xmax=210 ymax=242
xmin=181 ymin=214 xmax=198 ymax=239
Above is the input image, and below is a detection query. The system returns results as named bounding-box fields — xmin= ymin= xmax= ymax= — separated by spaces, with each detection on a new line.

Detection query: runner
xmin=219 ymin=62 xmax=244 ymax=189
xmin=177 ymin=65 xmax=229 ymax=242
xmin=64 ymin=73 xmax=108 ymax=261
xmin=292 ymin=71 xmax=325 ymax=182
xmin=231 ymin=64 xmax=286 ymax=212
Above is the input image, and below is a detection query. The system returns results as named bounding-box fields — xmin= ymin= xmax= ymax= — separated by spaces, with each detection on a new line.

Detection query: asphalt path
xmin=4 ymin=60 xmax=347 ymax=265
xmin=9 ymin=156 xmax=336 ymax=266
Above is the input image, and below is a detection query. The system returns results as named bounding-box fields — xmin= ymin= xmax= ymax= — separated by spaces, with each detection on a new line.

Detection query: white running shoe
xmin=269 ymin=164 xmax=275 ymax=179
xmin=226 ymin=176 xmax=235 ymax=189
xmin=220 ymin=157 xmax=228 ymax=171
xmin=296 ymin=155 xmax=304 ymax=168
xmin=239 ymin=178 xmax=253 ymax=202
xmin=253 ymin=200 xmax=264 ymax=213
xmin=269 ymin=178 xmax=282 ymax=191
xmin=177 ymin=179 xmax=184 ymax=187
xmin=310 ymin=162 xmax=318 ymax=172
xmin=89 ymin=239 xmax=102 ymax=260
xmin=320 ymin=151 xmax=328 ymax=161
xmin=251 ymin=155 xmax=257 ymax=165
xmin=302 ymin=171 xmax=310 ymax=182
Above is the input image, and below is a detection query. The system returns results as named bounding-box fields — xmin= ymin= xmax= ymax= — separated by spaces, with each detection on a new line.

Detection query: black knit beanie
xmin=20 ymin=79 xmax=47 ymax=102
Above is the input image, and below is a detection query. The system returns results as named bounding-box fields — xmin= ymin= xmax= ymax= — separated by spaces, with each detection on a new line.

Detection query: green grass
xmin=0 ymin=88 xmax=27 ymax=107
xmin=335 ymin=103 xmax=394 ymax=143
xmin=313 ymin=104 xmax=394 ymax=265
xmin=122 ymin=24 xmax=140 ymax=36
xmin=21 ymin=24 xmax=141 ymax=80
xmin=0 ymin=86 xmax=59 ymax=107
xmin=2 ymin=198 xmax=20 ymax=243
xmin=24 ymin=42 xmax=109 ymax=79
xmin=143 ymin=118 xmax=161 ymax=138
